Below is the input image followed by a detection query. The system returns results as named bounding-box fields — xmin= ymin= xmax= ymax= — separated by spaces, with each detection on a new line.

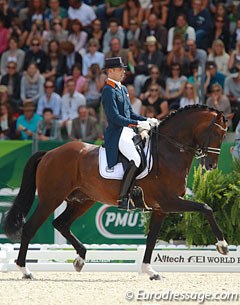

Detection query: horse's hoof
xmin=216 ymin=240 xmax=229 ymax=255
xmin=22 ymin=273 xmax=34 ymax=280
xmin=150 ymin=274 xmax=161 ymax=281
xmin=73 ymin=256 xmax=85 ymax=272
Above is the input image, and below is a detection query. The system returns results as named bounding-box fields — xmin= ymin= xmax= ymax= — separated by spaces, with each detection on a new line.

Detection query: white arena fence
xmin=1 ymin=244 xmax=240 ymax=273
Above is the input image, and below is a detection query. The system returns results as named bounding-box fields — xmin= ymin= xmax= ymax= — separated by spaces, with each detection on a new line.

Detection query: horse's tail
xmin=4 ymin=151 xmax=47 ymax=241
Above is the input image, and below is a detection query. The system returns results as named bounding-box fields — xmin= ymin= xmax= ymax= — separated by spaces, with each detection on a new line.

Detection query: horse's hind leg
xmin=52 ymin=200 xmax=94 ymax=272
xmin=16 ymin=201 xmax=59 ymax=279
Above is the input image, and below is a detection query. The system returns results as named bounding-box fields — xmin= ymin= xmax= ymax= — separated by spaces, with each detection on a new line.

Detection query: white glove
xmin=137 ymin=120 xmax=151 ymax=131
xmin=147 ymin=117 xmax=159 ymax=127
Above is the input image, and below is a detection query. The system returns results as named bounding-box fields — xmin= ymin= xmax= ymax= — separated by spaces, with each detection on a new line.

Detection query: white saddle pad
xmin=99 ymin=142 xmax=153 ymax=180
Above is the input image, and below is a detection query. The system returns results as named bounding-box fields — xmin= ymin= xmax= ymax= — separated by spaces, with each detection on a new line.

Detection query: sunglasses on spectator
xmin=53 ymin=22 xmax=61 ymax=25
xmin=150 ymin=88 xmax=158 ymax=92
xmin=216 ymin=19 xmax=224 ymax=23
xmin=45 ymin=85 xmax=54 ymax=88
xmin=151 ymin=71 xmax=159 ymax=74
xmin=185 ymin=86 xmax=193 ymax=89
xmin=7 ymin=65 xmax=16 ymax=69
xmin=32 ymin=43 xmax=40 ymax=46
xmin=212 ymin=89 xmax=220 ymax=93
xmin=172 ymin=68 xmax=180 ymax=71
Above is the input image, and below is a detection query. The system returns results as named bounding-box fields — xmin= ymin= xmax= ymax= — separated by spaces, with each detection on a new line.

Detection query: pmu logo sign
xmin=95 ymin=204 xmax=145 ymax=239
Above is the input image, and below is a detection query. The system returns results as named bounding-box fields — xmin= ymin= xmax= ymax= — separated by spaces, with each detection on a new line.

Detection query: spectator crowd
xmin=1 ymin=0 xmax=240 ymax=142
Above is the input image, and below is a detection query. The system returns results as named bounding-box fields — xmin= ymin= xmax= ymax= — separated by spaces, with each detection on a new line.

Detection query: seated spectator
xmin=23 ymin=37 xmax=48 ymax=73
xmin=140 ymin=13 xmax=167 ymax=52
xmin=0 ymin=16 xmax=10 ymax=57
xmin=204 ymin=61 xmax=225 ymax=94
xmin=21 ymin=62 xmax=45 ymax=106
xmin=208 ymin=39 xmax=230 ymax=75
xmin=167 ymin=35 xmax=191 ymax=76
xmin=68 ymin=0 xmax=96 ymax=28
xmin=145 ymin=0 xmax=168 ymax=27
xmin=64 ymin=63 xmax=86 ymax=94
xmin=167 ymin=14 xmax=196 ymax=52
xmin=8 ymin=0 xmax=26 ymax=16
xmin=207 ymin=83 xmax=232 ymax=126
xmin=44 ymin=0 xmax=68 ymax=31
xmin=167 ymin=0 xmax=189 ymax=28
xmin=140 ymin=65 xmax=165 ymax=101
xmin=82 ymin=38 xmax=104 ymax=76
xmin=83 ymin=63 xmax=106 ymax=112
xmin=230 ymin=18 xmax=240 ymax=50
xmin=43 ymin=17 xmax=68 ymax=52
xmin=104 ymin=37 xmax=129 ymax=67
xmin=188 ymin=0 xmax=213 ymax=50
xmin=231 ymin=120 xmax=240 ymax=158
xmin=61 ymin=78 xmax=86 ymax=136
xmin=134 ymin=36 xmax=165 ymax=96
xmin=71 ymin=105 xmax=98 ymax=142
xmin=68 ymin=19 xmax=88 ymax=55
xmin=37 ymin=107 xmax=62 ymax=141
xmin=141 ymin=84 xmax=169 ymax=120
xmin=122 ymin=0 xmax=144 ymax=30
xmin=37 ymin=80 xmax=62 ymax=119
xmin=125 ymin=19 xmax=141 ymax=45
xmin=103 ymin=18 xmax=125 ymax=53
xmin=25 ymin=19 xmax=45 ymax=48
xmin=209 ymin=16 xmax=230 ymax=52
xmin=0 ymin=85 xmax=10 ymax=106
xmin=185 ymin=39 xmax=207 ymax=66
xmin=0 ymin=102 xmax=17 ymax=140
xmin=165 ymin=62 xmax=187 ymax=110
xmin=224 ymin=63 xmax=240 ymax=130
xmin=16 ymin=101 xmax=42 ymax=140
xmin=60 ymin=40 xmax=82 ymax=75
xmin=228 ymin=40 xmax=240 ymax=73
xmin=187 ymin=60 xmax=201 ymax=90
xmin=127 ymin=84 xmax=142 ymax=115
xmin=24 ymin=0 xmax=46 ymax=32
xmin=126 ymin=39 xmax=143 ymax=75
xmin=44 ymin=39 xmax=67 ymax=94
xmin=180 ymin=82 xmax=199 ymax=107
xmin=0 ymin=1 xmax=17 ymax=28
xmin=214 ymin=2 xmax=230 ymax=31
xmin=0 ymin=37 xmax=25 ymax=76
xmin=88 ymin=18 xmax=104 ymax=51
xmin=8 ymin=18 xmax=28 ymax=49
xmin=1 ymin=61 xmax=21 ymax=110
xmin=106 ymin=0 xmax=126 ymax=25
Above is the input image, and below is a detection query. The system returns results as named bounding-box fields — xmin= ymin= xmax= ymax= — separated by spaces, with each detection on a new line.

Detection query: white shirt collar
xmin=108 ymin=77 xmax=122 ymax=89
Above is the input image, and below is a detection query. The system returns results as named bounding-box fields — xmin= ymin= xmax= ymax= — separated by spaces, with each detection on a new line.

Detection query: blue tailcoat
xmin=101 ymin=81 xmax=146 ymax=168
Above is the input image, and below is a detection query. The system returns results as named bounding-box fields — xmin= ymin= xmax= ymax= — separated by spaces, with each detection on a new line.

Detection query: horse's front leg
xmin=142 ymin=211 xmax=166 ymax=280
xmin=163 ymin=197 xmax=229 ymax=255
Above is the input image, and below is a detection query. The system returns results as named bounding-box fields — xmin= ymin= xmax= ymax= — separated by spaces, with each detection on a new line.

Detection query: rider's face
xmin=108 ymin=68 xmax=125 ymax=82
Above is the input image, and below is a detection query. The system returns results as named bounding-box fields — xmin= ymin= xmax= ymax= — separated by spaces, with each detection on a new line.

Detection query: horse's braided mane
xmin=158 ymin=104 xmax=223 ymax=128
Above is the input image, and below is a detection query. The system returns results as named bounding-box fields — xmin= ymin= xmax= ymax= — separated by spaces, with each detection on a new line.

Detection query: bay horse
xmin=4 ymin=105 xmax=229 ymax=280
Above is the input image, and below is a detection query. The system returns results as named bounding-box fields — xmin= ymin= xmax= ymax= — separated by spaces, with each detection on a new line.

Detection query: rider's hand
xmin=137 ymin=120 xmax=151 ymax=131
xmin=147 ymin=118 xmax=159 ymax=127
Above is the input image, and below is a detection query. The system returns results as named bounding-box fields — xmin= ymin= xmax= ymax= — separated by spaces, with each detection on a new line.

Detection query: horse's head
xmin=194 ymin=110 xmax=227 ymax=170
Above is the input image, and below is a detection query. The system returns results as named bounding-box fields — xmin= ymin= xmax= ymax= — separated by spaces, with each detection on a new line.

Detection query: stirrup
xmin=117 ymin=197 xmax=136 ymax=211
xmin=131 ymin=186 xmax=152 ymax=212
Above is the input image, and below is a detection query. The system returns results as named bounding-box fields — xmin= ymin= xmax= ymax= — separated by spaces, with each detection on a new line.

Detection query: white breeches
xmin=118 ymin=127 xmax=141 ymax=168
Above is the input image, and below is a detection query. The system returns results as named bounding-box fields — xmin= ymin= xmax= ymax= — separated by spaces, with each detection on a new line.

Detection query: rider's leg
xmin=118 ymin=127 xmax=141 ymax=210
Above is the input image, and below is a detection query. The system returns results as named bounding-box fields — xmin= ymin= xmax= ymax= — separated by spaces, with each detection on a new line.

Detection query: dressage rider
xmin=101 ymin=57 xmax=158 ymax=210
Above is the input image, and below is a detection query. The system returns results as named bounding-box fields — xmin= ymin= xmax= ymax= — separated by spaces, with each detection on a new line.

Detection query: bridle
xmin=152 ymin=114 xmax=227 ymax=160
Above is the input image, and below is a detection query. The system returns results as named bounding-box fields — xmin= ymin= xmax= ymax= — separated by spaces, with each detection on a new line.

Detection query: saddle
xmin=99 ymin=136 xmax=153 ymax=210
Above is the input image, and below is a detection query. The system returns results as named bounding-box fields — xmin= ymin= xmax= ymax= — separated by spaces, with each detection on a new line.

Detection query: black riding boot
xmin=118 ymin=160 xmax=138 ymax=210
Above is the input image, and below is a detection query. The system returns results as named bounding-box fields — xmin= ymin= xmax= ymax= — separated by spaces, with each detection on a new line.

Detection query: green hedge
xmin=144 ymin=160 xmax=240 ymax=245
